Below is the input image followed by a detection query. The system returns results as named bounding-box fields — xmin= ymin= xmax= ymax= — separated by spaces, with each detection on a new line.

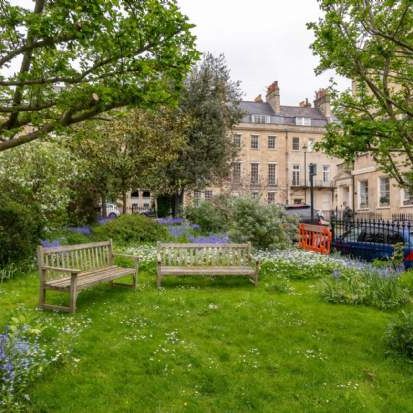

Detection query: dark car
xmin=333 ymin=225 xmax=413 ymax=269
xmin=284 ymin=204 xmax=327 ymax=225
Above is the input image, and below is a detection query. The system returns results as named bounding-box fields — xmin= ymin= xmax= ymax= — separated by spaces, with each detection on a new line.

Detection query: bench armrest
xmin=41 ymin=266 xmax=81 ymax=274
xmin=157 ymin=253 xmax=162 ymax=264
xmin=113 ymin=253 xmax=140 ymax=262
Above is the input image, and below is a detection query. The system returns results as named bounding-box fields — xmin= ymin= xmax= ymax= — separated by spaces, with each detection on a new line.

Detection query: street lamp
xmin=309 ymin=163 xmax=317 ymax=222
xmin=302 ymin=144 xmax=307 ymax=204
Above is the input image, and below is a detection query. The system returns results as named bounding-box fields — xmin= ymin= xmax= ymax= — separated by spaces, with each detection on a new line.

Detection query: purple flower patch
xmin=156 ymin=217 xmax=185 ymax=225
xmin=40 ymin=239 xmax=61 ymax=248
xmin=97 ymin=217 xmax=115 ymax=225
xmin=68 ymin=226 xmax=91 ymax=235
xmin=188 ymin=234 xmax=230 ymax=244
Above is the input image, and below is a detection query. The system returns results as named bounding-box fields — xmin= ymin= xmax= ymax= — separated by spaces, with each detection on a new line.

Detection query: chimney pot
xmin=254 ymin=94 xmax=263 ymax=103
xmin=313 ymin=88 xmax=331 ymax=119
xmin=266 ymin=81 xmax=280 ymax=113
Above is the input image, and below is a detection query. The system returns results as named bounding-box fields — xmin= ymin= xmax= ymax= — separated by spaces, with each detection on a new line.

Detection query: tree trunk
xmin=101 ymin=194 xmax=107 ymax=218
xmin=171 ymin=193 xmax=177 ymax=218
xmin=122 ymin=191 xmax=127 ymax=214
xmin=171 ymin=190 xmax=184 ymax=217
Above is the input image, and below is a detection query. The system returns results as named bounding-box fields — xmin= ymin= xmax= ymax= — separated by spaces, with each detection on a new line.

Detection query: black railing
xmin=330 ymin=217 xmax=412 ymax=263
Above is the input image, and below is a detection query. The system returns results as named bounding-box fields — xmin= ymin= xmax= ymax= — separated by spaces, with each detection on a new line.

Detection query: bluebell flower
xmin=156 ymin=217 xmax=185 ymax=225
xmin=188 ymin=234 xmax=229 ymax=244
xmin=97 ymin=217 xmax=114 ymax=225
xmin=40 ymin=239 xmax=61 ymax=247
xmin=68 ymin=226 xmax=91 ymax=235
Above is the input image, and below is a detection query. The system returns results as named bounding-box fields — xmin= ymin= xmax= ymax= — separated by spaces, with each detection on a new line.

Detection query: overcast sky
xmin=9 ymin=0 xmax=351 ymax=107
xmin=177 ymin=0 xmax=351 ymax=106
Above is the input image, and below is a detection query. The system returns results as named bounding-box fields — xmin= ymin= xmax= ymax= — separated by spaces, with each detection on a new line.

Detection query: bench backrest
xmin=157 ymin=243 xmax=252 ymax=266
xmin=37 ymin=241 xmax=113 ymax=280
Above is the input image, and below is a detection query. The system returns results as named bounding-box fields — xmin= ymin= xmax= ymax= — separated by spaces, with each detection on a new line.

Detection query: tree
xmin=0 ymin=0 xmax=197 ymax=151
xmin=0 ymin=140 xmax=80 ymax=228
xmin=158 ymin=53 xmax=243 ymax=214
xmin=308 ymin=0 xmax=413 ymax=187
xmin=70 ymin=108 xmax=187 ymax=216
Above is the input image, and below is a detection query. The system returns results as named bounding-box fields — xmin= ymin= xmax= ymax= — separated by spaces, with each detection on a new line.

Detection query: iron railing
xmin=330 ymin=217 xmax=412 ymax=262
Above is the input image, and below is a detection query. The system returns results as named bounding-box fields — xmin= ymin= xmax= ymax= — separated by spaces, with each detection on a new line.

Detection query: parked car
xmin=284 ymin=204 xmax=327 ymax=225
xmin=104 ymin=203 xmax=120 ymax=219
xmin=333 ymin=225 xmax=413 ymax=269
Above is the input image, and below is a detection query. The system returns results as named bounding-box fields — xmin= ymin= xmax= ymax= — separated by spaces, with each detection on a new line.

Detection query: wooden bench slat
xmin=156 ymin=243 xmax=259 ymax=288
xmin=159 ymin=266 xmax=255 ymax=275
xmin=38 ymin=241 xmax=138 ymax=312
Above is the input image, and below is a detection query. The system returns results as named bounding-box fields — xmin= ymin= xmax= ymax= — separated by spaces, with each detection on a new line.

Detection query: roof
xmin=239 ymin=100 xmax=329 ymax=126
xmin=239 ymin=101 xmax=275 ymax=116
xmin=279 ymin=105 xmax=327 ymax=120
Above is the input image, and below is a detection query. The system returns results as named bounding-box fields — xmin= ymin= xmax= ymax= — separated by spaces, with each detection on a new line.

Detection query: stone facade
xmin=186 ymin=81 xmax=341 ymax=214
xmin=334 ymin=154 xmax=413 ymax=219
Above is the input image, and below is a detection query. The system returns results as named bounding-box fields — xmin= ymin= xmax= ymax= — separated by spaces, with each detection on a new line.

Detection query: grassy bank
xmin=1 ymin=265 xmax=413 ymax=412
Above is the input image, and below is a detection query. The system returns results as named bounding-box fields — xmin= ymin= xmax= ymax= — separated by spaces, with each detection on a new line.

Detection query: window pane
xmin=292 ymin=165 xmax=300 ymax=186
xmin=268 ymin=136 xmax=276 ymax=149
xmin=379 ymin=177 xmax=390 ymax=206
xmin=322 ymin=165 xmax=330 ymax=182
xmin=232 ymin=162 xmax=241 ymax=184
xmin=404 ymin=188 xmax=413 ymax=206
xmin=250 ymin=163 xmax=259 ymax=184
xmin=251 ymin=135 xmax=259 ymax=149
xmin=233 ymin=134 xmax=241 ymax=147
xmin=292 ymin=137 xmax=300 ymax=150
xmin=268 ymin=164 xmax=277 ymax=185
xmin=359 ymin=181 xmax=368 ymax=208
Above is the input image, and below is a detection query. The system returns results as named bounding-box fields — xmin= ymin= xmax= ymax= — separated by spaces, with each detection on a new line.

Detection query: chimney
xmin=313 ymin=88 xmax=331 ymax=119
xmin=266 ymin=81 xmax=280 ymax=113
xmin=299 ymin=98 xmax=311 ymax=108
xmin=254 ymin=94 xmax=263 ymax=103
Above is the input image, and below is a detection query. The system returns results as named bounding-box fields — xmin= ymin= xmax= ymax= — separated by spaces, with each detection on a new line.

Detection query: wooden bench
xmin=37 ymin=241 xmax=138 ymax=313
xmin=156 ymin=243 xmax=259 ymax=288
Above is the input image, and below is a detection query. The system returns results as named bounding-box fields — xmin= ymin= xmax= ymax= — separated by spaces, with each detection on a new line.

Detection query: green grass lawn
xmin=1 ymin=268 xmax=413 ymax=412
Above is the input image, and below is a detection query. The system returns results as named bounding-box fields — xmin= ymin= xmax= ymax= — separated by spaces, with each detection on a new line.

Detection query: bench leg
xmin=111 ymin=270 xmax=138 ymax=289
xmin=157 ymin=273 xmax=162 ymax=288
xmin=69 ymin=276 xmax=78 ymax=313
xmin=38 ymin=287 xmax=74 ymax=313
xmin=39 ymin=284 xmax=46 ymax=308
xmin=132 ymin=270 xmax=138 ymax=289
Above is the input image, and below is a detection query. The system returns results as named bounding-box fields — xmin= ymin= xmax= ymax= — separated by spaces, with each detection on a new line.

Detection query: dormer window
xmin=295 ymin=117 xmax=311 ymax=126
xmin=251 ymin=114 xmax=270 ymax=124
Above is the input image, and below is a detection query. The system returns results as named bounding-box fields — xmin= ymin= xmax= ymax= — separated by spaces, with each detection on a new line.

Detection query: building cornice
xmin=233 ymin=122 xmax=326 ymax=134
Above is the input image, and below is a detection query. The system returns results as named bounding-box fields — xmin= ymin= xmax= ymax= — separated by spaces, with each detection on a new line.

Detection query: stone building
xmin=189 ymin=81 xmax=340 ymax=214
xmin=334 ymin=154 xmax=413 ymax=219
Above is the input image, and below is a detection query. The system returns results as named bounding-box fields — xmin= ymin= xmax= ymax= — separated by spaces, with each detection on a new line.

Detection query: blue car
xmin=333 ymin=225 xmax=413 ymax=269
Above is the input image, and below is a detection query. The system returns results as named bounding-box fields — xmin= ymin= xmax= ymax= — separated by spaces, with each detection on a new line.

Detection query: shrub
xmin=228 ymin=198 xmax=298 ymax=249
xmin=92 ymin=214 xmax=169 ymax=244
xmin=185 ymin=199 xmax=229 ymax=233
xmin=386 ymin=311 xmax=413 ymax=359
xmin=322 ymin=269 xmax=409 ymax=310
xmin=0 ymin=197 xmax=43 ymax=266
xmin=186 ymin=196 xmax=298 ymax=249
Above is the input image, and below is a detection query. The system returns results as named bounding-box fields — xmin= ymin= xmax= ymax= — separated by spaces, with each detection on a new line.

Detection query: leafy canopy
xmin=69 ymin=107 xmax=188 ymax=213
xmin=158 ymin=53 xmax=243 ymax=195
xmin=0 ymin=0 xmax=198 ymax=151
xmin=308 ymin=0 xmax=413 ymax=187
